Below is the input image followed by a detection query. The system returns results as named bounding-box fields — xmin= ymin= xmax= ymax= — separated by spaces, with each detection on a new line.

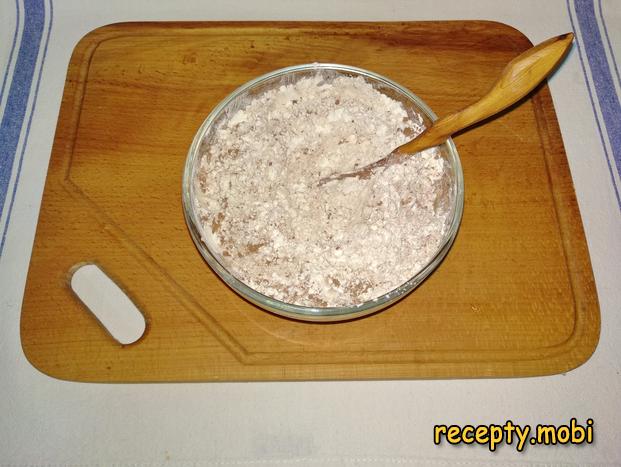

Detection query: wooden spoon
xmin=323 ymin=32 xmax=574 ymax=183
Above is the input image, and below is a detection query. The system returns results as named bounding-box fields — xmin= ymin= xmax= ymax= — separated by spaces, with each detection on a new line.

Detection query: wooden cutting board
xmin=20 ymin=21 xmax=600 ymax=382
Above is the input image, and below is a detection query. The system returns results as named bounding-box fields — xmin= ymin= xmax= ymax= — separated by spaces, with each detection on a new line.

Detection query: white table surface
xmin=1 ymin=0 xmax=620 ymax=465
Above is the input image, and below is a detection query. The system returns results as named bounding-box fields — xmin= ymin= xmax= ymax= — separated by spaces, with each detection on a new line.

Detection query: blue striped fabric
xmin=598 ymin=0 xmax=621 ymax=88
xmin=568 ymin=0 xmax=621 ymax=210
xmin=0 ymin=0 xmax=20 ymax=108
xmin=0 ymin=0 xmax=45 ymax=214
xmin=0 ymin=0 xmax=52 ymax=257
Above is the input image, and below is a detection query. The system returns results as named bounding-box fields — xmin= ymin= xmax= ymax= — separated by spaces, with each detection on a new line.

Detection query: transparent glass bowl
xmin=182 ymin=63 xmax=464 ymax=322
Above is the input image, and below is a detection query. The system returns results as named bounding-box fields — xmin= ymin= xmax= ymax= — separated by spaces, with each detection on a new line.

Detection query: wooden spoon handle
xmin=395 ymin=32 xmax=574 ymax=155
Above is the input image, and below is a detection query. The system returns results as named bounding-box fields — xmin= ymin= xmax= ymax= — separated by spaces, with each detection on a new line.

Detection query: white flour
xmin=194 ymin=74 xmax=450 ymax=307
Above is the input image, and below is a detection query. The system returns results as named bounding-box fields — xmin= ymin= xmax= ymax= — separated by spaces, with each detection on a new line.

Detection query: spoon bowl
xmin=322 ymin=32 xmax=574 ymax=184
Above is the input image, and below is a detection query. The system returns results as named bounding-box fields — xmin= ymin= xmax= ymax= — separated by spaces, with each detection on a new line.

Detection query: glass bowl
xmin=182 ymin=63 xmax=464 ymax=322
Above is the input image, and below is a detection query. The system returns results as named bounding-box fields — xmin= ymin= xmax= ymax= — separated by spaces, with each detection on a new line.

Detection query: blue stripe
xmin=567 ymin=0 xmax=621 ymax=211
xmin=598 ymin=0 xmax=621 ymax=89
xmin=0 ymin=0 xmax=51 ymax=258
xmin=0 ymin=0 xmax=45 ymax=216
xmin=575 ymin=0 xmax=621 ymax=187
xmin=0 ymin=0 xmax=20 ymax=108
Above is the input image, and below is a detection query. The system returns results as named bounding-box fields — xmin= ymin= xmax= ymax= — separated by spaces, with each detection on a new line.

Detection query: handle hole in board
xmin=70 ymin=263 xmax=146 ymax=345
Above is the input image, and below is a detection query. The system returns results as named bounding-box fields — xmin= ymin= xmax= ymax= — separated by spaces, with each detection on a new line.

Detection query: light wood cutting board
xmin=20 ymin=21 xmax=600 ymax=382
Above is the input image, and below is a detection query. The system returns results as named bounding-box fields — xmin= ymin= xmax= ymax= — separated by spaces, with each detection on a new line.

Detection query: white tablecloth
xmin=1 ymin=0 xmax=620 ymax=465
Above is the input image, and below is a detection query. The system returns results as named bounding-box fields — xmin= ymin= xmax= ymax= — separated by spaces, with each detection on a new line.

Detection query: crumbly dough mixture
xmin=194 ymin=74 xmax=450 ymax=307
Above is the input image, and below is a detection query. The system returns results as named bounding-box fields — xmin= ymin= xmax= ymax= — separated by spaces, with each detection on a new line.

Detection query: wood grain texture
xmin=20 ymin=21 xmax=600 ymax=382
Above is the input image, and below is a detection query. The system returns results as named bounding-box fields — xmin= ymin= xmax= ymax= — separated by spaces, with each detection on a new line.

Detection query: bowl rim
xmin=182 ymin=63 xmax=464 ymax=322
